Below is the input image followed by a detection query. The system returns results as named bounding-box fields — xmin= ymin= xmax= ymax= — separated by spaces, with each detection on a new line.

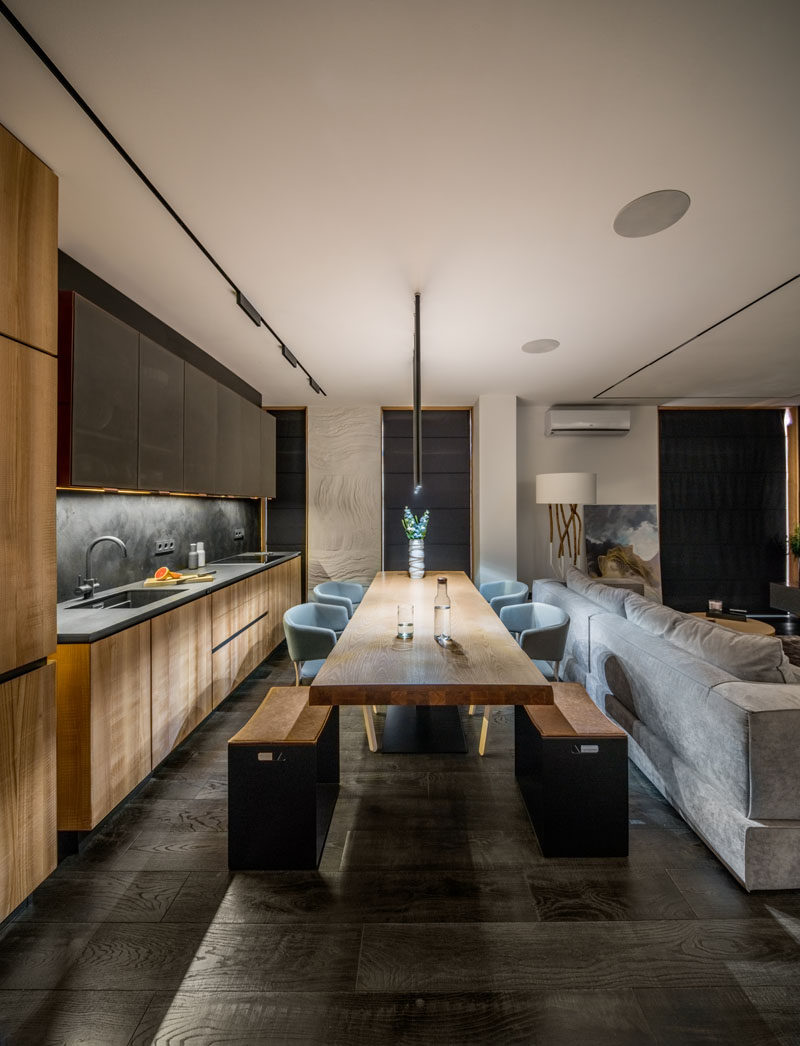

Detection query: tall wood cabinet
xmin=0 ymin=663 xmax=56 ymax=919
xmin=0 ymin=122 xmax=58 ymax=921
xmin=0 ymin=334 xmax=57 ymax=675
xmin=0 ymin=125 xmax=58 ymax=355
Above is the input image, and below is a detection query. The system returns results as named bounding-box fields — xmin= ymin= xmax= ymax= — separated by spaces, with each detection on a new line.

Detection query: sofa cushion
xmin=590 ymin=613 xmax=800 ymax=820
xmin=624 ymin=592 xmax=793 ymax=684
xmin=531 ymin=578 xmax=605 ymax=685
xmin=565 ymin=566 xmax=627 ymax=616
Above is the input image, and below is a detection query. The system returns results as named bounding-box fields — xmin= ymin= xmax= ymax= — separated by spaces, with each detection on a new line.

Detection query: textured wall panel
xmin=307 ymin=407 xmax=381 ymax=594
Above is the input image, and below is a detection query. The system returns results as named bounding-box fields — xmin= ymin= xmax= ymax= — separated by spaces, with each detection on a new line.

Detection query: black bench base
xmin=514 ymin=704 xmax=628 ymax=858
xmin=228 ymin=706 xmax=340 ymax=870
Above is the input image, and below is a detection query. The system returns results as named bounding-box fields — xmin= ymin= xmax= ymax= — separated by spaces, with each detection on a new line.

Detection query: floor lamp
xmin=536 ymin=472 xmax=597 ymax=578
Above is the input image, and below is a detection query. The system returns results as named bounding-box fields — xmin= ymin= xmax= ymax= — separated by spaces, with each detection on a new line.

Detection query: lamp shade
xmin=536 ymin=472 xmax=597 ymax=505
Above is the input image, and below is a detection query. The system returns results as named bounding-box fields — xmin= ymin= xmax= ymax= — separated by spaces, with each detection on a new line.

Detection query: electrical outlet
xmin=233 ymin=528 xmax=245 ymax=541
xmin=155 ymin=538 xmax=176 ymax=555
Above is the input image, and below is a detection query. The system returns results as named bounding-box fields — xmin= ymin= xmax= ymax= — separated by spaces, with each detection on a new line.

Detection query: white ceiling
xmin=1 ymin=0 xmax=798 ymax=407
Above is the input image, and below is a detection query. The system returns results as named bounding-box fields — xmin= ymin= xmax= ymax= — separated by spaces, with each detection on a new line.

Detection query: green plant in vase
xmin=790 ymin=524 xmax=800 ymax=560
xmin=403 ymin=507 xmax=429 ymax=578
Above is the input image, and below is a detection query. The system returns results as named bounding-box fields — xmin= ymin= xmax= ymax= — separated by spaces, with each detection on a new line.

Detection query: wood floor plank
xmin=163 ymin=869 xmax=540 ymax=924
xmin=18 ymin=871 xmax=188 ymax=923
xmin=356 ymin=920 xmax=800 ymax=992
xmin=635 ymin=986 xmax=784 ymax=1045
xmin=0 ymin=923 xmax=97 ymax=989
xmin=128 ymin=988 xmax=656 ymax=1046
xmin=526 ymin=867 xmax=696 ymax=922
xmin=340 ymin=828 xmax=543 ymax=870
xmin=0 ymin=989 xmax=154 ymax=1046
xmin=178 ymin=924 xmax=362 ymax=992
xmin=743 ymin=986 xmax=800 ymax=1046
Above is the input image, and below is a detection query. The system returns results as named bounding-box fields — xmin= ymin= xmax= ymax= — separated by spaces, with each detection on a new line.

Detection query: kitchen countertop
xmin=56 ymin=552 xmax=301 ymax=644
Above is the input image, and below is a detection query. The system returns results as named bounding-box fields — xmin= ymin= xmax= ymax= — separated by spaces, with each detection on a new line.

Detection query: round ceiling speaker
xmin=613 ymin=189 xmax=691 ymax=237
xmin=522 ymin=338 xmax=560 ymax=354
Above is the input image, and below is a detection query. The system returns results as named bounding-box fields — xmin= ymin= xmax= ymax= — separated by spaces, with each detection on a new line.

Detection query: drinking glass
xmin=397 ymin=603 xmax=414 ymax=639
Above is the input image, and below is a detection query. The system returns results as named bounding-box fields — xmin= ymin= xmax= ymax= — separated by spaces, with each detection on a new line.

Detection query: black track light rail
xmin=0 ymin=0 xmax=325 ymax=395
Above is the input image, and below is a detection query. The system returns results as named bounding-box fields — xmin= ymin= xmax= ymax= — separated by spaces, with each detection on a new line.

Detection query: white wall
xmin=474 ymin=394 xmax=518 ymax=587
xmin=517 ymin=405 xmax=659 ymax=583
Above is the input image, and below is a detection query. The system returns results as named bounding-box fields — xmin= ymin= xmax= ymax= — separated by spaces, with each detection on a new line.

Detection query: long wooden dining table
xmin=309 ymin=571 xmax=553 ymax=753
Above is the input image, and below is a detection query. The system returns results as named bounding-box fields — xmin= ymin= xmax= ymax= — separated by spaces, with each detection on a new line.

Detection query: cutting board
xmin=143 ymin=573 xmax=215 ymax=586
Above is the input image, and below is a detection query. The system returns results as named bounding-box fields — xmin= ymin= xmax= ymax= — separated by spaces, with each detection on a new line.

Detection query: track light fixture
xmin=281 ymin=344 xmax=298 ymax=367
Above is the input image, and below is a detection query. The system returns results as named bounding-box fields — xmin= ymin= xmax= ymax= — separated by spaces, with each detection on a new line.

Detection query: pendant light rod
xmin=413 ymin=292 xmax=422 ymax=492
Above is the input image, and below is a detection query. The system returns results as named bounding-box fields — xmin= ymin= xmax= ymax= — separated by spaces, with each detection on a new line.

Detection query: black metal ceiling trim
xmin=594 ymin=271 xmax=800 ymax=401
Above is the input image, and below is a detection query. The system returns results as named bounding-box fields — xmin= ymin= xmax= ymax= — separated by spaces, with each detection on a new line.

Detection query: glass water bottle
xmin=434 ymin=576 xmax=451 ymax=642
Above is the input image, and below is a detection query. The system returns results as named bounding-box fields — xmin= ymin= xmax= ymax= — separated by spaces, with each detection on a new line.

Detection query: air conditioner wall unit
xmin=545 ymin=407 xmax=631 ymax=437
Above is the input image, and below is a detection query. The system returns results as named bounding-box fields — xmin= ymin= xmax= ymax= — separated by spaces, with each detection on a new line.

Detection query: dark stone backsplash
xmin=57 ymin=491 xmax=261 ymax=602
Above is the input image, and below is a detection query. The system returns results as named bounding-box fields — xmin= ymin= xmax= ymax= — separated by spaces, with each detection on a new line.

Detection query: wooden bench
xmin=515 ymin=682 xmax=628 ymax=858
xmin=228 ymin=686 xmax=339 ymax=870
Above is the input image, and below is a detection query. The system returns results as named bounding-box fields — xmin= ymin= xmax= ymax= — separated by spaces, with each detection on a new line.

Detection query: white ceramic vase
xmin=408 ymin=539 xmax=425 ymax=579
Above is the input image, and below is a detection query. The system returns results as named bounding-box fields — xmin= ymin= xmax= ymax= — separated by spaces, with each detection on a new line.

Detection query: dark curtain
xmin=659 ymin=409 xmax=786 ymax=612
xmin=382 ymin=410 xmax=472 ymax=576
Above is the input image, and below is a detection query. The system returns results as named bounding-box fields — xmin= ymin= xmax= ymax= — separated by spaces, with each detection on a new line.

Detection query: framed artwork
xmin=584 ymin=504 xmax=662 ymax=602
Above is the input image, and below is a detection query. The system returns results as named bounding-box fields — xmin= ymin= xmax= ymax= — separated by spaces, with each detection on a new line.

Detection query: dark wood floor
xmin=2 ymin=648 xmax=800 ymax=1045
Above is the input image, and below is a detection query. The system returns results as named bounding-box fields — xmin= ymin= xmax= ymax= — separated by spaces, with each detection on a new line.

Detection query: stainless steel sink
xmin=67 ymin=588 xmax=188 ymax=610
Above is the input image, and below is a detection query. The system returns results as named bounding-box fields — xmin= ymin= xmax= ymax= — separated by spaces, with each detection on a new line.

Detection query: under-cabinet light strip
xmin=0 ymin=0 xmax=325 ymax=396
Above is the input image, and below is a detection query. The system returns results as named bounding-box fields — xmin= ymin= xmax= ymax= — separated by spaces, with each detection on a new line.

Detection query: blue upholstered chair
xmin=313 ymin=580 xmax=365 ymax=618
xmin=479 ymin=579 xmax=529 ymax=616
xmin=470 ymin=601 xmax=570 ymax=756
xmin=283 ymin=601 xmax=376 ymax=751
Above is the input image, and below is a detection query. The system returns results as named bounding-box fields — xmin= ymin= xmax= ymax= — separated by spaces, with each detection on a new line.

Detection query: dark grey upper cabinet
xmin=240 ymin=400 xmax=262 ymax=497
xmin=62 ymin=293 xmax=140 ymax=488
xmin=138 ymin=335 xmax=184 ymax=491
xmin=216 ymin=383 xmax=243 ymax=496
xmin=58 ymin=292 xmax=267 ymax=499
xmin=183 ymin=363 xmax=218 ymax=494
xmin=260 ymin=410 xmax=276 ymax=498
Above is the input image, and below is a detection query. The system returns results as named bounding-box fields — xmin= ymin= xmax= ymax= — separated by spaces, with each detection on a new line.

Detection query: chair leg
xmin=294 ymin=662 xmax=300 ymax=686
xmin=478 ymin=706 xmax=490 ymax=756
xmin=362 ymin=705 xmax=378 ymax=752
xmin=553 ymin=660 xmax=560 ymax=683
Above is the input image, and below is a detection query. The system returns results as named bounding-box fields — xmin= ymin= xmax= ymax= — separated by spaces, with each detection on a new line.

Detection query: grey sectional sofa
xmin=532 ymin=568 xmax=800 ymax=891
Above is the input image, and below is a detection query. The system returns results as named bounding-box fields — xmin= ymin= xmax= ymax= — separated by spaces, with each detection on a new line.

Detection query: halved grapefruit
xmin=154 ymin=566 xmax=169 ymax=580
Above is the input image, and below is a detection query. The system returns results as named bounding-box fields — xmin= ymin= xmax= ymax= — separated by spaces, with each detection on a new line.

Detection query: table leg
xmin=381 ymin=706 xmax=468 ymax=754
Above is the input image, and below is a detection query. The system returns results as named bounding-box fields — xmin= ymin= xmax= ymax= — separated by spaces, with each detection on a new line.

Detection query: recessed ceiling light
xmin=613 ymin=189 xmax=691 ymax=238
xmin=522 ymin=339 xmax=560 ymax=354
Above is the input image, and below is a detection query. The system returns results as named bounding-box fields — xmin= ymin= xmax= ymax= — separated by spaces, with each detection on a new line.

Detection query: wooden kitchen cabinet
xmin=55 ymin=622 xmax=151 ymax=832
xmin=58 ymin=292 xmax=140 ymax=488
xmin=267 ymin=556 xmax=301 ymax=653
xmin=151 ymin=597 xmax=212 ymax=766
xmin=0 ymin=334 xmax=57 ymax=676
xmin=211 ymin=571 xmax=271 ymax=707
xmin=0 ymin=662 xmax=56 ymax=921
xmin=138 ymin=335 xmax=184 ymax=491
xmin=0 ymin=124 xmax=58 ymax=355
